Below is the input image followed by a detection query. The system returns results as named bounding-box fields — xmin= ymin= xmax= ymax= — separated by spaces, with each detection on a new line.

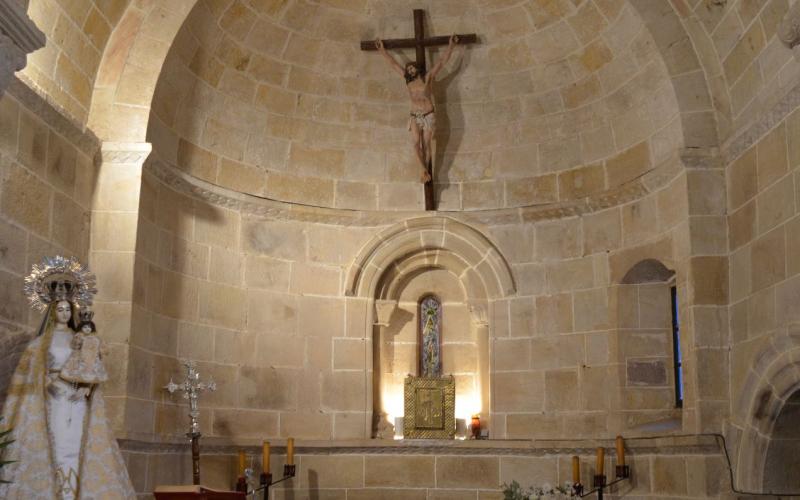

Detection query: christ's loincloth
xmin=409 ymin=109 xmax=436 ymax=132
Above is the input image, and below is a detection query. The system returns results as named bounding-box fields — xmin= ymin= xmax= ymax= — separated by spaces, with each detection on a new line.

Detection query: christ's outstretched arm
xmin=427 ymin=35 xmax=458 ymax=81
xmin=375 ymin=39 xmax=405 ymax=76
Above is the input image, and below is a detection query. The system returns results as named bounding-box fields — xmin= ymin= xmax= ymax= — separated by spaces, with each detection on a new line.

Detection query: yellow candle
xmin=571 ymin=456 xmax=580 ymax=483
xmin=238 ymin=450 xmax=246 ymax=477
xmin=595 ymin=447 xmax=604 ymax=476
xmin=615 ymin=435 xmax=625 ymax=467
xmin=287 ymin=437 xmax=295 ymax=466
xmin=262 ymin=441 xmax=270 ymax=474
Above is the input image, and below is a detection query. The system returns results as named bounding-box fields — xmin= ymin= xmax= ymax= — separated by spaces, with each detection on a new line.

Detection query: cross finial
xmin=164 ymin=360 xmax=216 ymax=435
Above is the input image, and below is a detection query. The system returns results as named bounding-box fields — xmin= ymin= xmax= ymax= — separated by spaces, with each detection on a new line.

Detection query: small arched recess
xmin=346 ymin=216 xmax=515 ymax=437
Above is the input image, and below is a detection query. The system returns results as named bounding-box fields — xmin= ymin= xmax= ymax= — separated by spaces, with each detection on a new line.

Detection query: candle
xmin=287 ymin=437 xmax=295 ymax=466
xmin=238 ymin=450 xmax=246 ymax=477
xmin=262 ymin=441 xmax=270 ymax=474
xmin=615 ymin=435 xmax=625 ymax=467
xmin=571 ymin=456 xmax=580 ymax=484
xmin=595 ymin=447 xmax=604 ymax=476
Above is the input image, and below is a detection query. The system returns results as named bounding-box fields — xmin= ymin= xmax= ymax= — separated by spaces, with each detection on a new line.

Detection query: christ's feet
xmin=420 ymin=169 xmax=432 ymax=183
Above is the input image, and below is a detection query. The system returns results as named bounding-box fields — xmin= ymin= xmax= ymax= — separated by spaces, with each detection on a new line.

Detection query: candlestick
xmin=263 ymin=441 xmax=270 ymax=473
xmin=238 ymin=450 xmax=246 ymax=477
xmin=615 ymin=435 xmax=625 ymax=466
xmin=595 ymin=447 xmax=604 ymax=476
xmin=287 ymin=437 xmax=295 ymax=466
xmin=572 ymin=455 xmax=580 ymax=483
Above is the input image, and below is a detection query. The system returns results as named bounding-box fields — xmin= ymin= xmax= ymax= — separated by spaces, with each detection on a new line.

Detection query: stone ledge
xmin=146 ymin=153 xmax=679 ymax=227
xmin=118 ymin=434 xmax=723 ymax=457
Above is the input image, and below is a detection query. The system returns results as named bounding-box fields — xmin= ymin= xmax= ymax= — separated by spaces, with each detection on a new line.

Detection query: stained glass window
xmin=419 ymin=295 xmax=442 ymax=377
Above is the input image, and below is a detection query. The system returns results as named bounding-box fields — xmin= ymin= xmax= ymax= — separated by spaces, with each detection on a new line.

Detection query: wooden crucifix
xmin=361 ymin=10 xmax=477 ymax=211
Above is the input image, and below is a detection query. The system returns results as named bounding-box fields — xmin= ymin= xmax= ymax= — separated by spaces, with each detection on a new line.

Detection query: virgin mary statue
xmin=0 ymin=256 xmax=135 ymax=499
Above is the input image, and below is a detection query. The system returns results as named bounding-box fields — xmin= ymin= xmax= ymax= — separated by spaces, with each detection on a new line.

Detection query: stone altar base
xmin=120 ymin=435 xmax=732 ymax=499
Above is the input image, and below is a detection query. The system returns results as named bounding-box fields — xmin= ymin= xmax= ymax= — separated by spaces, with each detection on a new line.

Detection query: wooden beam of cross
xmin=361 ymin=9 xmax=477 ymax=211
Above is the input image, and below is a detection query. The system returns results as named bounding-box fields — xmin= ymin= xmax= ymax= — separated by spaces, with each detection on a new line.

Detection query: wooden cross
xmin=361 ymin=10 xmax=477 ymax=211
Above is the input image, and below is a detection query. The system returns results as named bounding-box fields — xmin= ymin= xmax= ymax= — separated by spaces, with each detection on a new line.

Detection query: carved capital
xmin=0 ymin=0 xmax=45 ymax=96
xmin=97 ymin=142 xmax=153 ymax=166
xmin=374 ymin=300 xmax=398 ymax=326
xmin=0 ymin=33 xmax=24 ymax=93
xmin=778 ymin=2 xmax=800 ymax=50
xmin=467 ymin=300 xmax=489 ymax=327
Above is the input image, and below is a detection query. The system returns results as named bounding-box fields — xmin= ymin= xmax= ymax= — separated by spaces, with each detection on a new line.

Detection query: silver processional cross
xmin=164 ymin=360 xmax=216 ymax=484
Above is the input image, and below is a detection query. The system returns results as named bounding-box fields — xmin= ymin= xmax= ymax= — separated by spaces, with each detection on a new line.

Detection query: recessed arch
xmin=346 ymin=216 xmax=516 ymax=300
xmin=732 ymin=326 xmax=800 ymax=491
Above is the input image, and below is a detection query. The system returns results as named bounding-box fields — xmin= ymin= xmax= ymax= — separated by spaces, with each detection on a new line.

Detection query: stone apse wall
xmin=1 ymin=0 xmax=800 ymax=497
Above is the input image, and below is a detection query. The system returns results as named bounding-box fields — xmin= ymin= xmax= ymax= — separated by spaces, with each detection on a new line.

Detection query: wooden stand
xmin=154 ymin=486 xmax=245 ymax=500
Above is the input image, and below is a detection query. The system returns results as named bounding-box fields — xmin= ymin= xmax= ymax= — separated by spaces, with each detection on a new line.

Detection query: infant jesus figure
xmin=60 ymin=309 xmax=108 ymax=399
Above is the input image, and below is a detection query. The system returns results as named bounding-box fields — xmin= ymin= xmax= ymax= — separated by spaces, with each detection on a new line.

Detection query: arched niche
xmin=346 ymin=216 xmax=515 ymax=437
xmin=732 ymin=326 xmax=800 ymax=491
xmin=612 ymin=257 xmax=681 ymax=433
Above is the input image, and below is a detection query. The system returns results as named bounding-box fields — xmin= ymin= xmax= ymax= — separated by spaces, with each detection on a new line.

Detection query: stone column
xmin=372 ymin=299 xmax=397 ymax=438
xmin=469 ymin=300 xmax=490 ymax=436
xmin=682 ymin=150 xmax=729 ymax=434
xmin=0 ymin=0 xmax=44 ymax=96
xmin=90 ymin=142 xmax=152 ymax=435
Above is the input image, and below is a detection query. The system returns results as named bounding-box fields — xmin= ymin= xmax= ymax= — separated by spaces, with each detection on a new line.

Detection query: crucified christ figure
xmin=376 ymin=35 xmax=458 ymax=183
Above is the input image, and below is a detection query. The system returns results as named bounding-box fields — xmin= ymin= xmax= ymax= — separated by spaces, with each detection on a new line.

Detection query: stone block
xmin=722 ymin=20 xmax=765 ymax=83
xmin=1 ymin=161 xmax=52 ymax=236
xmin=177 ymin=322 xmax=214 ymax=362
xmin=246 ymin=290 xmax=297 ymax=335
xmin=321 ymin=371 xmax=366 ymax=411
xmin=255 ymin=332 xmax=306 ymax=367
xmin=544 ymin=369 xmax=579 ymax=411
xmin=494 ymin=338 xmax=531 ymax=370
xmin=333 ymin=338 xmax=366 ymax=370
xmin=212 ymin=409 xmax=279 ymax=438
xmin=364 ymin=456 xmax=435 ymax=488
xmin=243 ymin=219 xmax=306 ymax=259
xmin=17 ymin=110 xmax=47 ymax=175
xmin=626 ymin=359 xmax=668 ymax=386
xmin=690 ymin=256 xmax=728 ymax=305
xmin=687 ymin=169 xmax=726 ymax=216
xmin=209 ymin=247 xmax=242 ymax=286
xmin=245 ymin=255 xmax=291 ymax=291
xmin=506 ymin=174 xmax=558 ymax=206
xmin=535 ymin=218 xmax=581 ymax=261
xmin=583 ymin=208 xmax=621 ymax=254
xmin=509 ymin=297 xmax=535 ymax=337
xmin=499 ymin=457 xmax=558 ymax=488
xmin=652 ymin=456 xmax=687 ymax=495
xmin=729 ymin=200 xmax=756 ymax=251
xmin=751 ymin=226 xmax=785 ymax=292
xmin=297 ymin=455 xmax=363 ymax=488
xmin=332 ymin=412 xmax=366 ymax=439
xmin=505 ymin=413 xmax=561 ymax=439
xmin=493 ymin=371 xmax=544 ymax=411
xmin=436 ymin=456 xmax=500 ymax=489
xmin=545 ymin=257 xmax=594 ymax=293
xmin=757 ymin=174 xmax=795 ymax=234
xmin=605 ymin=141 xmax=650 ymax=187
xmin=290 ymin=262 xmax=341 ymax=296
xmin=535 ymin=294 xmax=573 ymax=335
xmin=298 ymin=296 xmax=344 ymax=337
xmin=622 ymin=197 xmax=659 ymax=245
xmin=573 ymin=288 xmax=610 ymax=332
xmin=757 ymin=122 xmax=788 ymax=190
xmin=198 ymin=281 xmax=246 ymax=330
xmin=238 ymin=365 xmax=297 ymax=410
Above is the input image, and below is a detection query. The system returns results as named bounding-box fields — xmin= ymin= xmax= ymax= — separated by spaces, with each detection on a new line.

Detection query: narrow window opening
xmin=671 ymin=286 xmax=683 ymax=408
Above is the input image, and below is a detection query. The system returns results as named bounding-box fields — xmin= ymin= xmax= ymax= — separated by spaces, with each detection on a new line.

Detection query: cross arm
xmin=360 ymin=34 xmax=477 ymax=51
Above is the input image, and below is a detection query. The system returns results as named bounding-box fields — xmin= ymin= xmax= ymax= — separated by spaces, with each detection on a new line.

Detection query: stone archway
xmin=346 ymin=216 xmax=516 ymax=436
xmin=732 ymin=325 xmax=800 ymax=491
